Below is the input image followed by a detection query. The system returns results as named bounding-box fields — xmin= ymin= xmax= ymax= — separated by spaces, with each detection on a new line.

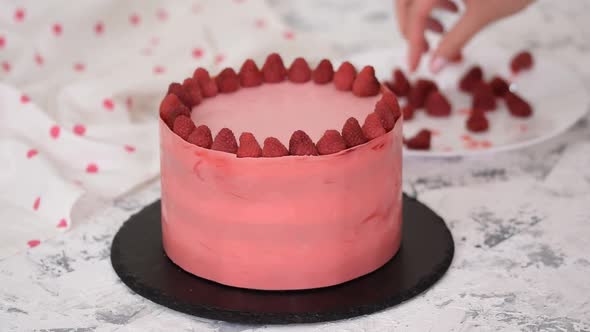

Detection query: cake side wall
xmin=160 ymin=118 xmax=402 ymax=290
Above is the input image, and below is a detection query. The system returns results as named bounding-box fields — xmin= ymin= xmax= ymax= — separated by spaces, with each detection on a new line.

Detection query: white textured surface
xmin=2 ymin=0 xmax=590 ymax=331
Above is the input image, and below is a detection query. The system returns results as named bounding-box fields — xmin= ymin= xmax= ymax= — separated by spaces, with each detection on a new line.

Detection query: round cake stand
xmin=110 ymin=194 xmax=454 ymax=325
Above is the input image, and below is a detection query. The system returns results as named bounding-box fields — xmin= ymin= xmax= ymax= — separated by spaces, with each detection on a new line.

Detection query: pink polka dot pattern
xmin=86 ymin=163 xmax=99 ymax=173
xmin=27 ymin=240 xmax=40 ymax=248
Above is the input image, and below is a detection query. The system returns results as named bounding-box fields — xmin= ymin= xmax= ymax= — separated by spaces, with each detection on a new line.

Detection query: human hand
xmin=395 ymin=0 xmax=533 ymax=73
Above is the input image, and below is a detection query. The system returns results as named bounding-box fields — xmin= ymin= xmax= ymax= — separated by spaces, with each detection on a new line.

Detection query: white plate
xmin=345 ymin=48 xmax=590 ymax=158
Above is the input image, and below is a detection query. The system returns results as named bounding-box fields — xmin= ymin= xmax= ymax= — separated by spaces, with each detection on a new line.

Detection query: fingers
xmin=395 ymin=0 xmax=412 ymax=38
xmin=430 ymin=9 xmax=488 ymax=73
xmin=406 ymin=0 xmax=438 ymax=72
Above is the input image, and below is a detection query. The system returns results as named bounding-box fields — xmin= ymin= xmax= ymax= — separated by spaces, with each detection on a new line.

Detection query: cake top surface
xmin=192 ymin=82 xmax=380 ymax=145
xmin=158 ymin=53 xmax=401 ymax=158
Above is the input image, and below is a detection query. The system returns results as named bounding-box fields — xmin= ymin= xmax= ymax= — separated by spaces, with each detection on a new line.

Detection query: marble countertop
xmin=2 ymin=0 xmax=590 ymax=331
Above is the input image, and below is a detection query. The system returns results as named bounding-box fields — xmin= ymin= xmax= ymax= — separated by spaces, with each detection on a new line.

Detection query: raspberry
xmin=160 ymin=95 xmax=190 ymax=127
xmin=172 ymin=115 xmax=196 ymax=140
xmin=409 ymin=79 xmax=438 ymax=108
xmin=505 ymin=91 xmax=533 ymax=117
xmin=425 ymin=90 xmax=451 ymax=117
xmin=466 ymin=109 xmax=489 ymax=133
xmin=362 ymin=112 xmax=386 ymax=140
xmin=182 ymin=78 xmax=202 ymax=107
xmin=316 ymin=130 xmax=347 ymax=155
xmin=201 ymin=79 xmax=218 ymax=98
xmin=374 ymin=99 xmax=396 ymax=131
xmin=490 ymin=76 xmax=509 ymax=97
xmin=168 ymin=82 xmax=191 ymax=106
xmin=380 ymin=87 xmax=401 ymax=117
xmin=215 ymin=68 xmax=240 ymax=93
xmin=237 ymin=132 xmax=262 ymax=158
xmin=388 ymin=69 xmax=411 ymax=97
xmin=471 ymin=82 xmax=497 ymax=111
xmin=352 ymin=66 xmax=380 ymax=97
xmin=288 ymin=57 xmax=312 ymax=83
xmin=193 ymin=67 xmax=211 ymax=82
xmin=159 ymin=93 xmax=183 ymax=122
xmin=312 ymin=59 xmax=334 ymax=84
xmin=459 ymin=66 xmax=483 ymax=92
xmin=262 ymin=137 xmax=289 ymax=157
xmin=402 ymin=103 xmax=415 ymax=120
xmin=333 ymin=61 xmax=357 ymax=91
xmin=262 ymin=53 xmax=287 ymax=83
xmin=239 ymin=59 xmax=263 ymax=87
xmin=187 ymin=125 xmax=213 ymax=149
xmin=341 ymin=117 xmax=368 ymax=147
xmin=289 ymin=130 xmax=318 ymax=156
xmin=510 ymin=51 xmax=533 ymax=74
xmin=211 ymin=128 xmax=238 ymax=154
xmin=405 ymin=129 xmax=431 ymax=150
xmin=193 ymin=68 xmax=218 ymax=97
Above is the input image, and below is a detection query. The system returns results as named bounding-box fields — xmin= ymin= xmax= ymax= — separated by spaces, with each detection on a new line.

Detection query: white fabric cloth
xmin=0 ymin=0 xmax=334 ymax=258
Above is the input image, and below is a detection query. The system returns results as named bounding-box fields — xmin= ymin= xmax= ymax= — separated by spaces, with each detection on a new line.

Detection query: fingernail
xmin=430 ymin=56 xmax=448 ymax=74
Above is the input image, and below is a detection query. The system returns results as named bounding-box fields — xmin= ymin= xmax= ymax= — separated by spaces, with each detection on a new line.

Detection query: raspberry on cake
xmin=352 ymin=66 xmax=381 ymax=97
xmin=262 ymin=53 xmax=287 ymax=83
xmin=168 ymin=82 xmax=191 ymax=107
xmin=262 ymin=137 xmax=289 ymax=157
xmin=239 ymin=59 xmax=263 ymax=87
xmin=193 ymin=68 xmax=219 ymax=98
xmin=172 ymin=115 xmax=195 ymax=140
xmin=187 ymin=125 xmax=212 ymax=148
xmin=215 ymin=68 xmax=240 ymax=93
xmin=312 ymin=59 xmax=334 ymax=84
xmin=341 ymin=117 xmax=368 ymax=148
xmin=289 ymin=130 xmax=318 ymax=156
xmin=288 ymin=57 xmax=312 ymax=83
xmin=237 ymin=132 xmax=262 ymax=158
xmin=211 ymin=128 xmax=238 ymax=153
xmin=334 ymin=61 xmax=357 ymax=91
xmin=362 ymin=112 xmax=387 ymax=140
xmin=159 ymin=94 xmax=184 ymax=126
xmin=158 ymin=54 xmax=403 ymax=290
xmin=316 ymin=130 xmax=347 ymax=155
xmin=182 ymin=78 xmax=203 ymax=107
xmin=374 ymin=99 xmax=396 ymax=131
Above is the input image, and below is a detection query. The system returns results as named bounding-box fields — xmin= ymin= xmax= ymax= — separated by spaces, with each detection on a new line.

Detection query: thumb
xmin=429 ymin=9 xmax=489 ymax=73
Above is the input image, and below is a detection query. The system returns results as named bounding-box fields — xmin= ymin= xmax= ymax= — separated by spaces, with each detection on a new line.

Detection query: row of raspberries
xmin=162 ymin=88 xmax=401 ymax=158
xmin=161 ymin=53 xmax=382 ymax=124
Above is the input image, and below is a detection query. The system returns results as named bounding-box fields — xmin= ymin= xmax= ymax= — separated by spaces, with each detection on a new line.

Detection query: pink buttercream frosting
xmin=191 ymin=82 xmax=381 ymax=145
xmin=160 ymin=82 xmax=403 ymax=290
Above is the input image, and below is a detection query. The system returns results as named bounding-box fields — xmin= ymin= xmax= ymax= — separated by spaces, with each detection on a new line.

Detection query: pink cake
xmin=158 ymin=54 xmax=403 ymax=290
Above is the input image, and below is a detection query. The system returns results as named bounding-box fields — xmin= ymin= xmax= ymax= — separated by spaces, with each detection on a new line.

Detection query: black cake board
xmin=111 ymin=194 xmax=454 ymax=325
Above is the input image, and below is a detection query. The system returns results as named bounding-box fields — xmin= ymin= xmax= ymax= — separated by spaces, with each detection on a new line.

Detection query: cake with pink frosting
xmin=158 ymin=53 xmax=403 ymax=290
